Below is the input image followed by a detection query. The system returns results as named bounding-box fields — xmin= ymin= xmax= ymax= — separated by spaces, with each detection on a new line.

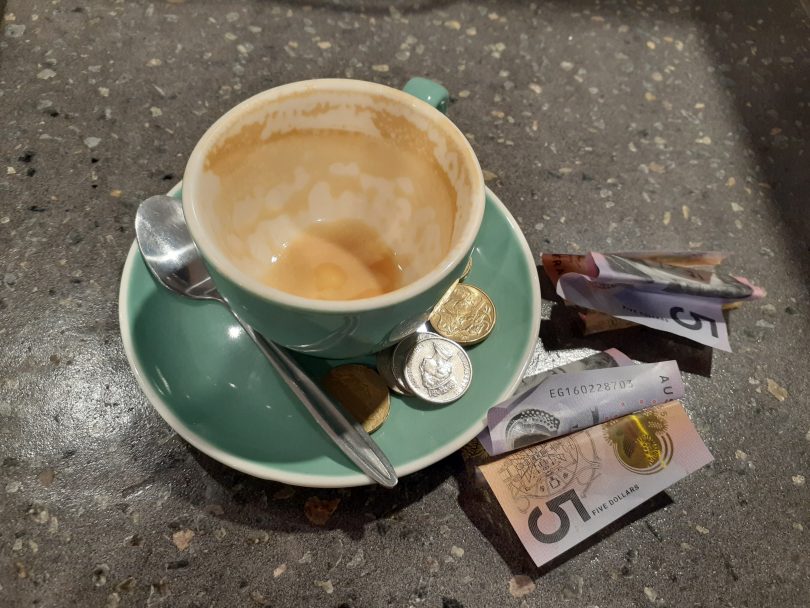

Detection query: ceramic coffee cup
xmin=182 ymin=77 xmax=485 ymax=358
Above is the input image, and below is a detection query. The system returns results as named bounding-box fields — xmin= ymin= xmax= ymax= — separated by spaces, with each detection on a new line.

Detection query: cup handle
xmin=403 ymin=77 xmax=450 ymax=114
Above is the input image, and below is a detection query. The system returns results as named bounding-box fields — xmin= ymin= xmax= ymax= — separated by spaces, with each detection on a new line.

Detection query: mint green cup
xmin=182 ymin=78 xmax=485 ymax=358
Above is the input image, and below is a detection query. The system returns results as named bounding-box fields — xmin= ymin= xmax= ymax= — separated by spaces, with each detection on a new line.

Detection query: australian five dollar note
xmin=479 ymin=401 xmax=713 ymax=567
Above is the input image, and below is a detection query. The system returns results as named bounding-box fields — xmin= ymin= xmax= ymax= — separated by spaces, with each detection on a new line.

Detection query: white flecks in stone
xmin=487 ymin=42 xmax=506 ymax=58
xmin=5 ymin=24 xmax=25 ymax=37
xmin=652 ymin=71 xmax=663 ymax=81
xmin=273 ymin=563 xmax=287 ymax=577
xmin=12 ymin=539 xmax=23 ymax=552
xmin=793 ymin=522 xmax=804 ymax=531
xmin=458 ymin=90 xmax=470 ymax=98
xmin=84 ymin=137 xmax=101 ymax=149
xmin=644 ymin=587 xmax=658 ymax=602
xmin=562 ymin=575 xmax=584 ymax=599
xmin=93 ymin=564 xmax=110 ymax=587
xmin=171 ymin=529 xmax=194 ymax=551
xmin=37 ymin=68 xmax=56 ymax=80
xmin=149 ymin=107 xmax=162 ymax=117
xmin=663 ymin=211 xmax=671 ymax=225
xmin=529 ymin=83 xmax=542 ymax=94
xmin=6 ymin=166 xmax=15 ymax=175
xmin=444 ymin=20 xmax=461 ymax=30
xmin=805 ymin=428 xmax=810 ymax=442
xmin=646 ymin=40 xmax=656 ymax=50
xmin=224 ymin=32 xmax=237 ymax=41
xmin=450 ymin=546 xmax=464 ymax=558
xmin=314 ymin=580 xmax=334 ymax=594
xmin=395 ymin=50 xmax=410 ymax=61
xmin=98 ymin=86 xmax=109 ymax=97
xmin=226 ymin=11 xmax=239 ymax=22
xmin=767 ymin=378 xmax=788 ymax=401
xmin=299 ymin=551 xmax=313 ymax=564
xmin=317 ymin=41 xmax=331 ymax=49
xmin=695 ymin=136 xmax=712 ymax=144
xmin=696 ymin=525 xmax=710 ymax=534
xmin=560 ymin=61 xmax=574 ymax=71
xmin=792 ymin=474 xmax=806 ymax=487
xmin=645 ymin=91 xmax=657 ymax=102
xmin=248 ymin=25 xmax=262 ymax=33
xmin=146 ymin=58 xmax=162 ymax=67
xmin=347 ymin=548 xmax=364 ymax=567
xmin=509 ymin=575 xmax=536 ymax=598
xmin=731 ymin=202 xmax=744 ymax=212
xmin=760 ymin=304 xmax=777 ymax=316
xmin=735 ymin=449 xmax=748 ymax=461
xmin=682 ymin=205 xmax=690 ymax=220
xmin=466 ymin=27 xmax=477 ymax=36
xmin=372 ymin=64 xmax=389 ymax=72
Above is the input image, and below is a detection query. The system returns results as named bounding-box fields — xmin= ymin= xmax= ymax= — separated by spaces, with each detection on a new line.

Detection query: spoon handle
xmin=233 ymin=315 xmax=399 ymax=488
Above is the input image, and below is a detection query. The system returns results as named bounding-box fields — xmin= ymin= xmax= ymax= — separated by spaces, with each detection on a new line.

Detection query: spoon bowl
xmin=134 ymin=194 xmax=398 ymax=488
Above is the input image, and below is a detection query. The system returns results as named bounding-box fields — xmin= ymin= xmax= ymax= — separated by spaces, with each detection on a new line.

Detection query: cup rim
xmin=182 ymin=78 xmax=485 ymax=313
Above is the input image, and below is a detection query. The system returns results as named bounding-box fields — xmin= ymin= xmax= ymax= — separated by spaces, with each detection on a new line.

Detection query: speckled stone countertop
xmin=1 ymin=1 xmax=809 ymax=606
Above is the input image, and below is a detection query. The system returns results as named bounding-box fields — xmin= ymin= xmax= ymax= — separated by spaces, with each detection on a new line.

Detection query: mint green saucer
xmin=119 ymin=184 xmax=540 ymax=487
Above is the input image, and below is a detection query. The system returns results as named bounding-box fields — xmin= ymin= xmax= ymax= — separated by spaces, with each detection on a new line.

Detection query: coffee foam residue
xmin=197 ymin=88 xmax=476 ymax=298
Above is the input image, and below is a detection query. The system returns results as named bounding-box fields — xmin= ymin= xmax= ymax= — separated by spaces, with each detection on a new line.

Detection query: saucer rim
xmin=118 ymin=183 xmax=540 ymax=487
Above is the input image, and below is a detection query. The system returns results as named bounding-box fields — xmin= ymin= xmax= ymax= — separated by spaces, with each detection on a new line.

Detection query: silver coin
xmin=375 ymin=346 xmax=405 ymax=395
xmin=391 ymin=332 xmax=433 ymax=395
xmin=402 ymin=335 xmax=472 ymax=404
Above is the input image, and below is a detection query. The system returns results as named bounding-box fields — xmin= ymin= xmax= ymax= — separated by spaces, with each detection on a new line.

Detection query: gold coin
xmin=460 ymin=256 xmax=473 ymax=281
xmin=429 ymin=283 xmax=496 ymax=346
xmin=323 ymin=365 xmax=391 ymax=433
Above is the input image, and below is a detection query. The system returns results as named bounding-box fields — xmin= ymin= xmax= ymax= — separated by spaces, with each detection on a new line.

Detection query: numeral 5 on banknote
xmin=479 ymin=401 xmax=713 ymax=567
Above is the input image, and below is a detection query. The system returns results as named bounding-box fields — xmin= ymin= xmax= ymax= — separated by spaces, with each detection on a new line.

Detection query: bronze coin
xmin=323 ymin=365 xmax=391 ymax=433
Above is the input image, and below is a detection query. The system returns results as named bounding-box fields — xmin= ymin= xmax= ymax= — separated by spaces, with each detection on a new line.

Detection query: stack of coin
xmin=377 ymin=331 xmax=473 ymax=404
xmin=326 ymin=257 xmax=497 ymax=424
xmin=323 ymin=364 xmax=391 ymax=433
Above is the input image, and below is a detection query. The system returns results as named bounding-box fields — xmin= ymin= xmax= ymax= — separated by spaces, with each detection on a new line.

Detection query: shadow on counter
xmin=185 ymin=444 xmax=453 ymax=540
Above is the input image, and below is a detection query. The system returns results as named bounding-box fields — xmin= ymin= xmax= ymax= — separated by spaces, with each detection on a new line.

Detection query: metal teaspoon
xmin=134 ymin=195 xmax=398 ymax=488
